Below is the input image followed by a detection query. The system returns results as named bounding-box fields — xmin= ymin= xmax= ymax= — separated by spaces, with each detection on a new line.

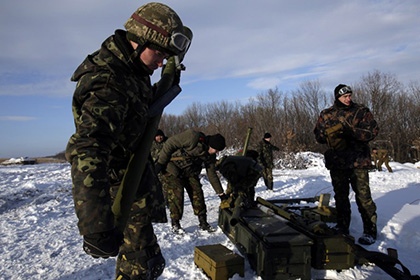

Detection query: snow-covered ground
xmin=1 ymin=152 xmax=419 ymax=280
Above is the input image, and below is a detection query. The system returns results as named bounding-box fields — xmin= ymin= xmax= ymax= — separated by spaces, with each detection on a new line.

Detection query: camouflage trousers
xmin=162 ymin=173 xmax=206 ymax=222
xmin=112 ymin=162 xmax=164 ymax=279
xmin=262 ymin=167 xmax=274 ymax=190
xmin=330 ymin=168 xmax=377 ymax=236
xmin=158 ymin=173 xmax=169 ymax=206
xmin=377 ymin=159 xmax=393 ymax=172
xmin=225 ymin=173 xmax=259 ymax=208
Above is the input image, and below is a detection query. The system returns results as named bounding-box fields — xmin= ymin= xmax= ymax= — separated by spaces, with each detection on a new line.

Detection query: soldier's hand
xmin=218 ymin=193 xmax=229 ymax=201
xmin=83 ymin=228 xmax=123 ymax=258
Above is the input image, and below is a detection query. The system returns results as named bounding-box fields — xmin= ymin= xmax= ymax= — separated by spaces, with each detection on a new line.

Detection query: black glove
xmin=155 ymin=163 xmax=166 ymax=174
xmin=218 ymin=193 xmax=229 ymax=201
xmin=83 ymin=228 xmax=123 ymax=258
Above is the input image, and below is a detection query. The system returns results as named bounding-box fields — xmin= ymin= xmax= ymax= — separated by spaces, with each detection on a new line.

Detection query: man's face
xmin=208 ymin=147 xmax=218 ymax=155
xmin=155 ymin=135 xmax=164 ymax=143
xmin=140 ymin=47 xmax=169 ymax=71
xmin=338 ymin=93 xmax=352 ymax=106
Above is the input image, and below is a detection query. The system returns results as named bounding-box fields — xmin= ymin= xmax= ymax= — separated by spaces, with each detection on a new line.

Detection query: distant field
xmin=0 ymin=157 xmax=67 ymax=165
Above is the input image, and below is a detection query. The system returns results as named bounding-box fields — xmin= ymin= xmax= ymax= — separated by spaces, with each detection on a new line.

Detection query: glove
xmin=155 ymin=163 xmax=166 ymax=174
xmin=218 ymin=193 xmax=229 ymax=201
xmin=83 ymin=228 xmax=123 ymax=258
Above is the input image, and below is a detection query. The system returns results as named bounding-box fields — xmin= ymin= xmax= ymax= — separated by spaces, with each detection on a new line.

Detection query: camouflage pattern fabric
xmin=157 ymin=129 xmax=224 ymax=194
xmin=258 ymin=139 xmax=279 ymax=190
xmin=258 ymin=139 xmax=279 ymax=169
xmin=151 ymin=138 xmax=169 ymax=204
xmin=314 ymin=100 xmax=378 ymax=237
xmin=330 ymin=169 xmax=377 ymax=236
xmin=314 ymin=101 xmax=379 ymax=170
xmin=124 ymin=2 xmax=185 ymax=56
xmin=218 ymin=155 xmax=262 ymax=208
xmin=151 ymin=138 xmax=166 ymax=163
xmin=157 ymin=129 xmax=225 ymax=224
xmin=372 ymin=149 xmax=393 ymax=172
xmin=162 ymin=173 xmax=206 ymax=221
xmin=65 ymin=29 xmax=165 ymax=277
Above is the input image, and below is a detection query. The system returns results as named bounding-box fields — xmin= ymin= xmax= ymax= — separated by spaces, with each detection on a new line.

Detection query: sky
xmin=1 ymin=153 xmax=419 ymax=279
xmin=1 ymin=0 xmax=420 ymax=158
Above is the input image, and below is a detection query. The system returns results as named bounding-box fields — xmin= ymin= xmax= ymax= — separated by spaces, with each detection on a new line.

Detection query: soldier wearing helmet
xmin=65 ymin=2 xmax=191 ymax=279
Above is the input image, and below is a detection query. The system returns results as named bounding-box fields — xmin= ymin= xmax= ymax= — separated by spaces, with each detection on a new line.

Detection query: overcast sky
xmin=1 ymin=0 xmax=419 ymax=158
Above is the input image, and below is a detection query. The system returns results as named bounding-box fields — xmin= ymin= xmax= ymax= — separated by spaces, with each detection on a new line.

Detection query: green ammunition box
xmin=219 ymin=208 xmax=313 ymax=280
xmin=306 ymin=232 xmax=355 ymax=270
xmin=194 ymin=244 xmax=244 ymax=280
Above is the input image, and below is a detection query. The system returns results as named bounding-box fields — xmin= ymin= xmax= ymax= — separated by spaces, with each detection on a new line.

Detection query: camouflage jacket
xmin=258 ymin=139 xmax=280 ymax=169
xmin=65 ymin=30 xmax=159 ymax=235
xmin=151 ymin=137 xmax=167 ymax=163
xmin=314 ymin=101 xmax=378 ymax=170
xmin=157 ymin=129 xmax=224 ymax=194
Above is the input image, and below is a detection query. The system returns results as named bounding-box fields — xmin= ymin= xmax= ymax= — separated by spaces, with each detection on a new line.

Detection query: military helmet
xmin=124 ymin=2 xmax=189 ymax=55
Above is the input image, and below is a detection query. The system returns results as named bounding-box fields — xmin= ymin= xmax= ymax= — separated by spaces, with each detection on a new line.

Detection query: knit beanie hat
xmin=155 ymin=129 xmax=165 ymax=137
xmin=264 ymin=132 xmax=272 ymax=139
xmin=334 ymin=84 xmax=352 ymax=100
xmin=208 ymin=133 xmax=226 ymax=151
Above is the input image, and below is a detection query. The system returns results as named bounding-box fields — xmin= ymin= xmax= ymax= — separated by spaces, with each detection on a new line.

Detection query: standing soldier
xmin=371 ymin=147 xmax=393 ymax=172
xmin=65 ymin=3 xmax=191 ymax=279
xmin=258 ymin=132 xmax=280 ymax=190
xmin=314 ymin=84 xmax=379 ymax=245
xmin=151 ymin=129 xmax=167 ymax=163
xmin=154 ymin=129 xmax=227 ymax=234
xmin=151 ymin=129 xmax=169 ymax=205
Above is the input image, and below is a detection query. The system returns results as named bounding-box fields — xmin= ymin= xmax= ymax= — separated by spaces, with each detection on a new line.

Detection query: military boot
xmin=171 ymin=220 xmax=185 ymax=235
xmin=198 ymin=215 xmax=216 ymax=232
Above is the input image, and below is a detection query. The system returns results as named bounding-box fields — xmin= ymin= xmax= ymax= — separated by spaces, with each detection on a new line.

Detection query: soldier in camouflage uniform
xmin=371 ymin=147 xmax=393 ymax=172
xmin=217 ymin=149 xmax=262 ymax=209
xmin=151 ymin=129 xmax=169 ymax=206
xmin=258 ymin=133 xmax=280 ymax=190
xmin=65 ymin=3 xmax=191 ymax=279
xmin=154 ymin=129 xmax=227 ymax=234
xmin=314 ymin=84 xmax=379 ymax=245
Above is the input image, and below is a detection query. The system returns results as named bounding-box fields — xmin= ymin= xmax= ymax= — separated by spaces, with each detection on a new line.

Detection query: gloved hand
xmin=83 ymin=228 xmax=123 ymax=258
xmin=155 ymin=163 xmax=166 ymax=175
xmin=218 ymin=193 xmax=229 ymax=201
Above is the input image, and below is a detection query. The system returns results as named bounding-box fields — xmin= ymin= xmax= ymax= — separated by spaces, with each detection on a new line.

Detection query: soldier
xmin=314 ymin=84 xmax=379 ymax=245
xmin=65 ymin=3 xmax=191 ymax=279
xmin=151 ymin=129 xmax=167 ymax=163
xmin=258 ymin=132 xmax=280 ymax=190
xmin=371 ymin=147 xmax=393 ymax=172
xmin=217 ymin=149 xmax=262 ymax=209
xmin=154 ymin=129 xmax=227 ymax=234
xmin=151 ymin=129 xmax=169 ymax=206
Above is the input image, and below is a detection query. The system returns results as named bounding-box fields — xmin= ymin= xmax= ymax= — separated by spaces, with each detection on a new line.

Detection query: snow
xmin=1 ymin=152 xmax=419 ymax=280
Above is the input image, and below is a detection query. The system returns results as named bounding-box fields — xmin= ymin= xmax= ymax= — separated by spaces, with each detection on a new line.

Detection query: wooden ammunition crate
xmin=194 ymin=244 xmax=244 ymax=280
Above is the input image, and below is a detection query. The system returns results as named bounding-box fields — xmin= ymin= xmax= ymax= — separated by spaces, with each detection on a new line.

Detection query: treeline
xmin=159 ymin=70 xmax=420 ymax=163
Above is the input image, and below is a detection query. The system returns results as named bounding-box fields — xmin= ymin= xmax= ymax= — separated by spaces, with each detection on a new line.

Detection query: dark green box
xmin=219 ymin=208 xmax=313 ymax=280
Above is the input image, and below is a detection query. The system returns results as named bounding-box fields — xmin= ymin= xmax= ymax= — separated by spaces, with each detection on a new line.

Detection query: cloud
xmin=247 ymin=77 xmax=281 ymax=90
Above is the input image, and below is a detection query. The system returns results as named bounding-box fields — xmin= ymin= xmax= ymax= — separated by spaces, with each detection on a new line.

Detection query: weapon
xmin=112 ymin=85 xmax=181 ymax=231
xmin=241 ymin=127 xmax=252 ymax=156
xmin=112 ymin=27 xmax=193 ymax=232
xmin=219 ymin=194 xmax=420 ymax=280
